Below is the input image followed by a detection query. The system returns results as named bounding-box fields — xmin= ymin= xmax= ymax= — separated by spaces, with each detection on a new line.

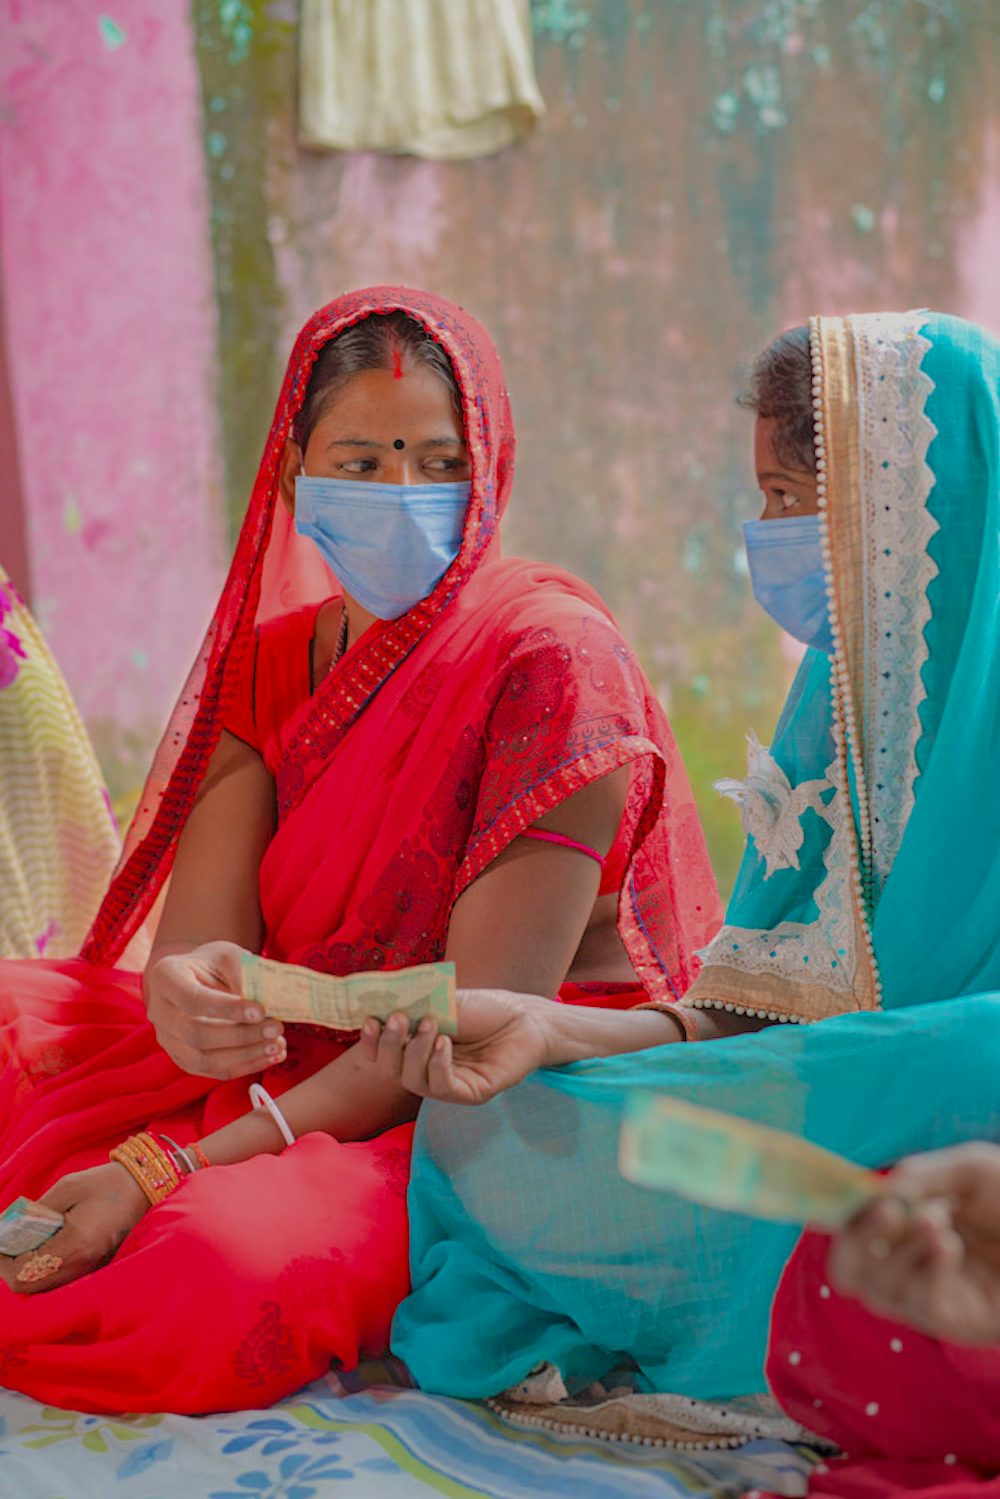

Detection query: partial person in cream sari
xmin=0 ymin=565 xmax=120 ymax=960
xmin=387 ymin=312 xmax=1000 ymax=1436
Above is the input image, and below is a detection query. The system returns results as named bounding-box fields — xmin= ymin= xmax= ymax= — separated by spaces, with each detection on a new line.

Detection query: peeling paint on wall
xmin=4 ymin=1 xmax=997 ymax=887
xmin=192 ymin=0 xmax=291 ymax=540
xmin=0 ymin=0 xmax=226 ymax=800
xmin=186 ymin=0 xmax=998 ymax=887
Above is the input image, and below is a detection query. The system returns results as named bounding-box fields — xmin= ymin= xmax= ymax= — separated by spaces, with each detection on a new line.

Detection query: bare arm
xmin=361 ymin=766 xmax=705 ymax=1101
xmin=445 ymin=769 xmax=629 ymax=994
xmin=197 ymin=1045 xmax=417 ymax=1163
xmin=152 ymin=759 xmax=641 ymax=1157
xmin=152 ymin=729 xmax=275 ymax=958
xmin=142 ymin=730 xmax=285 ymax=1078
xmin=197 ymin=770 xmax=639 ymax=1156
xmin=191 ymin=766 xmax=640 ymax=1159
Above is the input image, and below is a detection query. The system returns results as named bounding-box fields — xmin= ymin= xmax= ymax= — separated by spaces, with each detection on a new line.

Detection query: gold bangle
xmin=110 ymin=1131 xmax=181 ymax=1206
xmin=632 ymin=1001 xmax=701 ymax=1043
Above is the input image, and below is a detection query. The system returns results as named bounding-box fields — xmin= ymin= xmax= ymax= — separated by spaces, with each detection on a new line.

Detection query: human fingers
xmin=0 ymin=1238 xmax=76 ymax=1293
xmin=202 ymin=940 xmax=254 ymax=994
xmin=892 ymin=1144 xmax=1000 ymax=1228
xmin=171 ymin=1031 xmax=288 ymax=1081
xmin=425 ymin=1034 xmax=483 ymax=1105
xmin=398 ymin=1019 xmax=439 ymax=1095
xmin=170 ymin=1012 xmax=286 ymax=1056
xmin=10 ymin=1243 xmax=77 ymax=1294
xmin=358 ymin=1018 xmax=381 ymax=1063
xmin=828 ymin=1196 xmax=910 ymax=1293
xmin=369 ymin=1013 xmax=411 ymax=1079
xmin=7 ymin=1218 xmax=97 ymax=1296
xmin=147 ymin=970 xmax=285 ymax=1063
xmin=848 ymin=1208 xmax=954 ymax=1322
xmin=151 ymin=951 xmax=281 ymax=1033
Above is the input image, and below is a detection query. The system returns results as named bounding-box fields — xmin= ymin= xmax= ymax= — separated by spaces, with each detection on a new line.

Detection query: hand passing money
xmin=619 ymin=1093 xmax=883 ymax=1228
xmin=240 ymin=954 xmax=458 ymax=1037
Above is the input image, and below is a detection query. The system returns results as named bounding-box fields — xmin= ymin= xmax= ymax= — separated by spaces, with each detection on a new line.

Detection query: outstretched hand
xmin=0 ymin=1164 xmax=149 ymax=1296
xmin=829 ymin=1142 xmax=1000 ymax=1346
xmin=144 ymin=941 xmax=286 ymax=1080
xmin=358 ymin=987 xmax=553 ymax=1106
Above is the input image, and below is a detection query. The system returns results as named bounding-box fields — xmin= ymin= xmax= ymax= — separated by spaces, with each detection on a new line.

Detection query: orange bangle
xmin=191 ymin=1143 xmax=211 ymax=1171
xmin=632 ymin=1001 xmax=701 ymax=1043
xmin=110 ymin=1131 xmax=181 ymax=1206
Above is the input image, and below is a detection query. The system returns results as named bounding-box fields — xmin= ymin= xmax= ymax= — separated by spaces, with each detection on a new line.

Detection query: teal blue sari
xmin=393 ymin=313 xmax=1000 ymax=1403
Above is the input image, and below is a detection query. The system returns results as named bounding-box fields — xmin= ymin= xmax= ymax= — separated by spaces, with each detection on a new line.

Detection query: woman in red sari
xmin=0 ymin=287 xmax=721 ymax=1414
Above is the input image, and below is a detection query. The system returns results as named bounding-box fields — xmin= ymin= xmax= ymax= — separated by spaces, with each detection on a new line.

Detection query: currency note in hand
xmin=0 ymin=1197 xmax=64 ymax=1257
xmin=241 ymin=954 xmax=458 ymax=1036
xmin=619 ymin=1093 xmax=883 ymax=1228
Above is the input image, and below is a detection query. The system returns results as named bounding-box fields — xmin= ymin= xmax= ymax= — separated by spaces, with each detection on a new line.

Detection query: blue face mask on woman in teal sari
xmin=393 ymin=312 xmax=1000 ymax=1438
xmin=742 ymin=514 xmax=834 ymax=653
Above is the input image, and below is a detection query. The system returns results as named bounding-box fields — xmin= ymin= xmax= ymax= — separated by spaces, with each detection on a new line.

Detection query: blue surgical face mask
xmin=742 ymin=514 xmax=834 ymax=654
xmin=294 ymin=476 xmax=470 ymax=621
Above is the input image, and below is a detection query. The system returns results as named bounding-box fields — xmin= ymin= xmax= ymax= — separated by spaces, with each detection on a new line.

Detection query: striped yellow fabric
xmin=0 ymin=565 xmax=120 ymax=959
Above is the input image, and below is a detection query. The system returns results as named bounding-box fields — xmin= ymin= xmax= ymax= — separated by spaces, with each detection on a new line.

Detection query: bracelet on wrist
xmin=109 ymin=1132 xmax=183 ymax=1207
xmin=157 ymin=1133 xmax=198 ymax=1176
xmin=109 ymin=1131 xmax=211 ymax=1206
xmin=249 ymin=1083 xmax=296 ymax=1148
xmin=631 ymin=1000 xmax=700 ymax=1043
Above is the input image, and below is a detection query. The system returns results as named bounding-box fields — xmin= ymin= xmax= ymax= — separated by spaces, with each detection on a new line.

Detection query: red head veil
xmin=84 ymin=288 xmax=515 ymax=964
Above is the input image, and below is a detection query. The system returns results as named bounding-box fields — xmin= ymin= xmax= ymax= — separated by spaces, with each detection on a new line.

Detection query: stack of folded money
xmin=0 ymin=1197 xmax=64 ymax=1256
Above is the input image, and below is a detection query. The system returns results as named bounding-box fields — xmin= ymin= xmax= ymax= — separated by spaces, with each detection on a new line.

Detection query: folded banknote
xmin=0 ymin=1196 xmax=64 ymax=1257
xmin=619 ymin=1093 xmax=882 ymax=1228
xmin=241 ymin=954 xmax=458 ymax=1036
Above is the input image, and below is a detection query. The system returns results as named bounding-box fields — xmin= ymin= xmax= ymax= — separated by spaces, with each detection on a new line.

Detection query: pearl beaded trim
xmin=809 ymin=316 xmax=882 ymax=1006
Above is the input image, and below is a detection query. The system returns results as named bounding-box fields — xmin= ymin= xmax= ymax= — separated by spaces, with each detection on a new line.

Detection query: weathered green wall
xmin=193 ymin=0 xmax=1000 ymax=892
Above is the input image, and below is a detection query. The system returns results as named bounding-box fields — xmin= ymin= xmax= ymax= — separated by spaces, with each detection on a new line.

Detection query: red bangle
xmin=191 ymin=1143 xmax=211 ymax=1170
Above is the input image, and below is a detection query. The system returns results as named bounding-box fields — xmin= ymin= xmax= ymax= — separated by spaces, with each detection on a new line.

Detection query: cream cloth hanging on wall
xmin=299 ymin=0 xmax=545 ymax=160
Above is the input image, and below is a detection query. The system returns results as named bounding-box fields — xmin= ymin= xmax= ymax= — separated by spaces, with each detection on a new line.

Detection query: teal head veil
xmin=394 ymin=313 xmax=1000 ymax=1415
xmin=689 ymin=310 xmax=1000 ymax=1019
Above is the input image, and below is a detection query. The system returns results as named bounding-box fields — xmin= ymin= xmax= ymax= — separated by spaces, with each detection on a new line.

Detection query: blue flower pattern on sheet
xmin=116 ymin=1438 xmax=175 ymax=1479
xmin=209 ymin=1449 xmax=352 ymax=1497
xmin=0 ymin=1370 xmax=820 ymax=1497
xmin=221 ymin=1416 xmax=342 ymax=1460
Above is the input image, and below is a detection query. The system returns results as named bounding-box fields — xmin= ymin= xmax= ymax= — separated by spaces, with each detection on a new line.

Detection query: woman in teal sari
xmin=386 ymin=311 xmax=1000 ymax=1429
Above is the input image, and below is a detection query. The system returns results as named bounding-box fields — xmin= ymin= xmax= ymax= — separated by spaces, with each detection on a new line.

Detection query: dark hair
xmin=737 ymin=325 xmax=816 ymax=474
xmin=292 ymin=310 xmax=462 ymax=451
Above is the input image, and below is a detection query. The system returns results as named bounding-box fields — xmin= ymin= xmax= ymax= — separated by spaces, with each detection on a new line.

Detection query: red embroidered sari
xmin=0 ymin=288 xmax=720 ymax=1414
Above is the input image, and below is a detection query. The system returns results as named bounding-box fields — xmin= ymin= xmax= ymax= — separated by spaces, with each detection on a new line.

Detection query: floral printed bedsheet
xmin=0 ymin=1362 xmax=816 ymax=1498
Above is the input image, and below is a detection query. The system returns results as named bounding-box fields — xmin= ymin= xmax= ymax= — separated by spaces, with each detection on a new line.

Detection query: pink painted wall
xmin=0 ymin=1 xmax=225 ymax=793
xmin=2 ymin=1 xmax=998 ymax=886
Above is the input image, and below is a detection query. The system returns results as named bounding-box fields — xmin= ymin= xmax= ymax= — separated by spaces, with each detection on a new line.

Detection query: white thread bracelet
xmin=248 ymin=1083 xmax=296 ymax=1148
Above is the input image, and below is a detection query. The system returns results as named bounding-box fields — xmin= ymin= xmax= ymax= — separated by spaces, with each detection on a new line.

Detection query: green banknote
xmin=619 ymin=1092 xmax=882 ymax=1228
xmin=0 ymin=1197 xmax=64 ymax=1257
xmin=240 ymin=954 xmax=458 ymax=1036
